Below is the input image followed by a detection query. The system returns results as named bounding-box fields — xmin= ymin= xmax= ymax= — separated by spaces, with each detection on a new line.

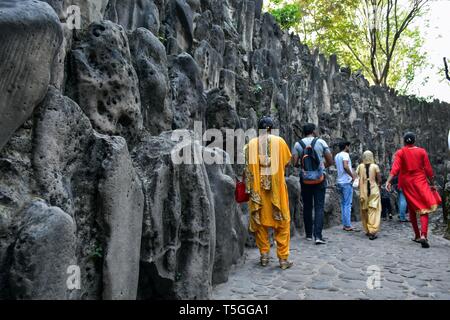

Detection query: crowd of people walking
xmin=242 ymin=116 xmax=442 ymax=269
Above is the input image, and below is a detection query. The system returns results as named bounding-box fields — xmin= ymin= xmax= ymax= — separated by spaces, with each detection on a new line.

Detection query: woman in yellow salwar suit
xmin=244 ymin=116 xmax=293 ymax=269
xmin=356 ymin=150 xmax=382 ymax=240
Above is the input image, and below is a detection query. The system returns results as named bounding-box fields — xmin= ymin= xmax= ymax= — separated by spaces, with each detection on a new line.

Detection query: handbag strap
xmin=236 ymin=170 xmax=246 ymax=182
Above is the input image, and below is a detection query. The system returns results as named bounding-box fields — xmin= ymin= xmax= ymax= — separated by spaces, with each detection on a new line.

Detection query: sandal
xmin=279 ymin=259 xmax=293 ymax=270
xmin=369 ymin=234 xmax=378 ymax=240
xmin=260 ymin=253 xmax=269 ymax=267
xmin=411 ymin=238 xmax=421 ymax=243
xmin=419 ymin=238 xmax=430 ymax=249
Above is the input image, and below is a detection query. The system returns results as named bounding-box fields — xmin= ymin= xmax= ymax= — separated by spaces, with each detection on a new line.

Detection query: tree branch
xmin=445 ymin=57 xmax=450 ymax=82
xmin=369 ymin=0 xmax=381 ymax=84
xmin=380 ymin=0 xmax=429 ymax=85
xmin=385 ymin=0 xmax=393 ymax=58
xmin=340 ymin=37 xmax=374 ymax=77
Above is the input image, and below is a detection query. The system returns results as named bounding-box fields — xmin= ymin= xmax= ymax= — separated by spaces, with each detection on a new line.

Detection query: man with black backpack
xmin=292 ymin=123 xmax=334 ymax=245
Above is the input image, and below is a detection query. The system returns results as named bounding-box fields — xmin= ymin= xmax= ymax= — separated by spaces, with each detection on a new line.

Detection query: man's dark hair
xmin=258 ymin=116 xmax=274 ymax=130
xmin=339 ymin=141 xmax=351 ymax=151
xmin=303 ymin=123 xmax=316 ymax=136
xmin=403 ymin=132 xmax=416 ymax=145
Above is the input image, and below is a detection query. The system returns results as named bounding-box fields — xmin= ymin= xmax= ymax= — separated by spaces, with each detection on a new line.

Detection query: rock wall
xmin=0 ymin=0 xmax=449 ymax=300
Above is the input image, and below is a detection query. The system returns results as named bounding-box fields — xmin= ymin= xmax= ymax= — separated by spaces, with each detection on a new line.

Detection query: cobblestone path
xmin=212 ymin=220 xmax=450 ymax=300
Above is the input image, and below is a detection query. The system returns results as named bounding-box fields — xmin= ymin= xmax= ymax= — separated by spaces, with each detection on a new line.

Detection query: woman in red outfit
xmin=386 ymin=132 xmax=440 ymax=248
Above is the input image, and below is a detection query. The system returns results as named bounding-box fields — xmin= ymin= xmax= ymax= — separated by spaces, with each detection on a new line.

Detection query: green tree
xmin=266 ymin=0 xmax=430 ymax=91
xmin=269 ymin=3 xmax=302 ymax=30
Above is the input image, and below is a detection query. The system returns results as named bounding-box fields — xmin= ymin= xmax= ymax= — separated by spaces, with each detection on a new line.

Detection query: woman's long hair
xmin=362 ymin=150 xmax=375 ymax=197
xmin=365 ymin=164 xmax=371 ymax=196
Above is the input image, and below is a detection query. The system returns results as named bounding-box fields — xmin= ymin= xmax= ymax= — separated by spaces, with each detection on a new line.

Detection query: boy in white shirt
xmin=335 ymin=141 xmax=356 ymax=231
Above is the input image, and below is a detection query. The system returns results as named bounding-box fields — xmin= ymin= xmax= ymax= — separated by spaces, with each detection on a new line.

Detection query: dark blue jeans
xmin=301 ymin=181 xmax=326 ymax=240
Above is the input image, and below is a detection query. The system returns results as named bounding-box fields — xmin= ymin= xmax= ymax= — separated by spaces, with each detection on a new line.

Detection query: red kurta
xmin=390 ymin=146 xmax=438 ymax=215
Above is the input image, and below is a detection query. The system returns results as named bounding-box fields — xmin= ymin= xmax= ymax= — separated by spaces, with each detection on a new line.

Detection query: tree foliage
xmin=265 ymin=0 xmax=430 ymax=91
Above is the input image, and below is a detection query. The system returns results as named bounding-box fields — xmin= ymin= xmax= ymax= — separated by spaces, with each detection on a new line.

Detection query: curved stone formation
xmin=204 ymin=147 xmax=246 ymax=285
xmin=0 ymin=87 xmax=145 ymax=300
xmin=206 ymin=88 xmax=240 ymax=131
xmin=105 ymin=0 xmax=160 ymax=34
xmin=445 ymin=161 xmax=450 ymax=240
xmin=169 ymin=52 xmax=207 ymax=129
xmin=97 ymin=132 xmax=144 ymax=300
xmin=128 ymin=27 xmax=173 ymax=135
xmin=67 ymin=20 xmax=143 ymax=145
xmin=70 ymin=0 xmax=109 ymax=28
xmin=286 ymin=175 xmax=303 ymax=236
xmin=165 ymin=0 xmax=194 ymax=54
xmin=0 ymin=0 xmax=63 ymax=151
xmin=33 ymin=88 xmax=144 ymax=300
xmin=8 ymin=200 xmax=76 ymax=300
xmin=132 ymin=132 xmax=216 ymax=299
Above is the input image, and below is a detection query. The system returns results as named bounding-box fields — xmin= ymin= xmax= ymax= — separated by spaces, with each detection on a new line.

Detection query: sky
xmin=408 ymin=0 xmax=450 ymax=103
xmin=262 ymin=0 xmax=450 ymax=103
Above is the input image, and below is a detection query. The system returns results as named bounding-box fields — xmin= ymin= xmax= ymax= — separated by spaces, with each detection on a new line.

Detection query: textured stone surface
xmin=286 ymin=175 xmax=303 ymax=236
xmin=98 ymin=134 xmax=144 ymax=300
xmin=132 ymin=132 xmax=216 ymax=299
xmin=70 ymin=0 xmax=109 ymax=28
xmin=164 ymin=0 xmax=194 ymax=54
xmin=67 ymin=20 xmax=143 ymax=145
xmin=204 ymin=147 xmax=246 ymax=285
xmin=35 ymin=89 xmax=144 ymax=300
xmin=169 ymin=53 xmax=206 ymax=130
xmin=205 ymin=88 xmax=240 ymax=131
xmin=105 ymin=0 xmax=160 ymax=34
xmin=8 ymin=200 xmax=76 ymax=300
xmin=2 ymin=88 xmax=145 ymax=300
xmin=128 ymin=27 xmax=173 ymax=135
xmin=0 ymin=0 xmax=62 ymax=151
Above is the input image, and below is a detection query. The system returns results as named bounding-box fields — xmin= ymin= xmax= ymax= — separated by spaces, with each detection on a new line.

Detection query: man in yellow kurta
xmin=244 ymin=116 xmax=293 ymax=269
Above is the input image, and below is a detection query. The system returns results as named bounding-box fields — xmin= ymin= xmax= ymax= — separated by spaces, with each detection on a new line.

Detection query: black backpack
xmin=299 ymin=138 xmax=324 ymax=184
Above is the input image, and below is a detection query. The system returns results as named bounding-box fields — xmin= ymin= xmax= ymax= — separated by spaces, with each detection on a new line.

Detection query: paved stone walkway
xmin=212 ymin=219 xmax=450 ymax=300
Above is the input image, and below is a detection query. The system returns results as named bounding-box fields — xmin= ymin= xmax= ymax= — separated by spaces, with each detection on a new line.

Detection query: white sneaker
xmin=306 ymin=237 xmax=313 ymax=241
xmin=315 ymin=239 xmax=326 ymax=245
